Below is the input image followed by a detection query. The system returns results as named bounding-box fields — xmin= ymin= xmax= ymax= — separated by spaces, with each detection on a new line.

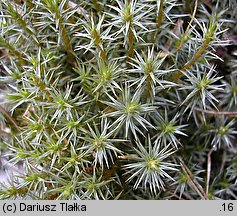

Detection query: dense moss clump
xmin=0 ymin=0 xmax=237 ymax=199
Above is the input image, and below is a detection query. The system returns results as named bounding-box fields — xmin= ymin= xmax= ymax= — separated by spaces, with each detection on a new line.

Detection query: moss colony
xmin=0 ymin=0 xmax=237 ymax=199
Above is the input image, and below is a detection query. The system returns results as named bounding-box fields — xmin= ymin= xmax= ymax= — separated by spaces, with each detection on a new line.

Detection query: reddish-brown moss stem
xmin=173 ymin=37 xmax=211 ymax=81
xmin=195 ymin=107 xmax=237 ymax=117
xmin=146 ymin=75 xmax=152 ymax=98
xmin=100 ymin=48 xmax=107 ymax=62
xmin=156 ymin=0 xmax=164 ymax=29
xmin=179 ymin=158 xmax=208 ymax=199
xmin=0 ymin=105 xmax=21 ymax=132
xmin=58 ymin=20 xmax=76 ymax=66
xmin=92 ymin=0 xmax=102 ymax=12
xmin=176 ymin=0 xmax=198 ymax=51
xmin=0 ymin=37 xmax=25 ymax=64
xmin=54 ymin=3 xmax=77 ymax=66
xmin=152 ymin=0 xmax=164 ymax=43
xmin=127 ymin=27 xmax=134 ymax=57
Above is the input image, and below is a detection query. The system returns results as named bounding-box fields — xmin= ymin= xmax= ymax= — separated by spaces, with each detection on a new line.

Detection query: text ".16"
xmin=221 ymin=203 xmax=234 ymax=212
